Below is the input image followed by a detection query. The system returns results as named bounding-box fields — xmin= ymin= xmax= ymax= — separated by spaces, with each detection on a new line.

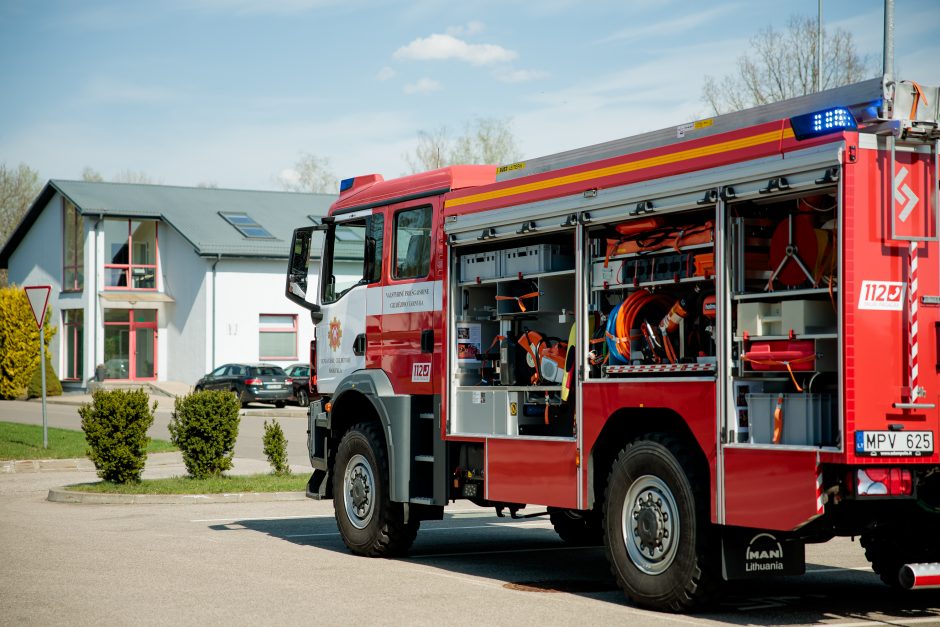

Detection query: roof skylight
xmin=219 ymin=212 xmax=275 ymax=239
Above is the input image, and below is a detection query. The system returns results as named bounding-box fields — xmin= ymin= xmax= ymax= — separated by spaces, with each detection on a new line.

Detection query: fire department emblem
xmin=327 ymin=317 xmax=343 ymax=351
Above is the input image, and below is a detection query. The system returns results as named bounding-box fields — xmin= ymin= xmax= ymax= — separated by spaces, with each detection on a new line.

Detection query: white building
xmin=0 ymin=180 xmax=345 ymax=389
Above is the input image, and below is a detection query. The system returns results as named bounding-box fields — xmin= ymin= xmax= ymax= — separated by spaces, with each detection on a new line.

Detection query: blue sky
xmin=1 ymin=0 xmax=937 ymax=191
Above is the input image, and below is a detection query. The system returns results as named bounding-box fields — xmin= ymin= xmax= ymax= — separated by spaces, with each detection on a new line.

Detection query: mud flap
xmin=721 ymin=527 xmax=805 ymax=580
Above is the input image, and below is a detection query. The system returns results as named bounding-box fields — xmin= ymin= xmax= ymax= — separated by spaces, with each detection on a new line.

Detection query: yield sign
xmin=23 ymin=285 xmax=51 ymax=329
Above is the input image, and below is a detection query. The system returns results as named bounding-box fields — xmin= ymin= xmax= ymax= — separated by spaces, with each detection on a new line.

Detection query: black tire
xmin=333 ymin=422 xmax=418 ymax=556
xmin=603 ymin=434 xmax=717 ymax=612
xmin=274 ymin=401 xmax=285 ymax=409
xmin=548 ymin=507 xmax=603 ymax=546
xmin=861 ymin=515 xmax=940 ymax=588
xmin=296 ymin=389 xmax=309 ymax=407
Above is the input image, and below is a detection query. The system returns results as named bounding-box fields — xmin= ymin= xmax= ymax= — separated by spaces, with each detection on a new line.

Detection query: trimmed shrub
xmin=262 ymin=419 xmax=290 ymax=475
xmin=169 ymin=390 xmax=240 ymax=479
xmin=0 ymin=285 xmax=57 ymax=399
xmin=79 ymin=389 xmax=157 ymax=483
xmin=27 ymin=354 xmax=63 ymax=398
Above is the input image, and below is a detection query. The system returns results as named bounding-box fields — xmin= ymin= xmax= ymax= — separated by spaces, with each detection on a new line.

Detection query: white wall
xmin=210 ymin=258 xmax=320 ymax=373
xmin=160 ymin=226 xmax=209 ymax=385
xmin=7 ymin=192 xmax=68 ymax=382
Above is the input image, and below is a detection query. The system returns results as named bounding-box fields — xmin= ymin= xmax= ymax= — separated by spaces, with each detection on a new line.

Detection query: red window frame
xmin=103 ymin=220 xmax=159 ymax=291
xmin=62 ymin=199 xmax=84 ymax=292
xmin=102 ymin=309 xmax=158 ymax=381
xmin=259 ymin=314 xmax=298 ymax=360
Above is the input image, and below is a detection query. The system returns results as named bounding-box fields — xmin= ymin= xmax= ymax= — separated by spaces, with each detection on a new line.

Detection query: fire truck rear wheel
xmin=333 ymin=422 xmax=419 ymax=557
xmin=603 ymin=434 xmax=717 ymax=612
xmin=548 ymin=508 xmax=603 ymax=546
xmin=861 ymin=515 xmax=940 ymax=588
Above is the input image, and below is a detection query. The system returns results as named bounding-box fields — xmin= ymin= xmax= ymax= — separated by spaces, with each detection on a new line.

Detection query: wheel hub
xmin=622 ymin=475 xmax=680 ymax=575
xmin=343 ymin=454 xmax=376 ymax=530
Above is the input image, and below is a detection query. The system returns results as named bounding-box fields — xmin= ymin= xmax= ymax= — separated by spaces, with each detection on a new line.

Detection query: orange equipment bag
xmin=606 ymin=221 xmax=714 ymax=262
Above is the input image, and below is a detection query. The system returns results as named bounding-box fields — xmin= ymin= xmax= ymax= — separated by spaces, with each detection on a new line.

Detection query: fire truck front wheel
xmin=603 ymin=434 xmax=717 ymax=612
xmin=332 ymin=422 xmax=418 ymax=557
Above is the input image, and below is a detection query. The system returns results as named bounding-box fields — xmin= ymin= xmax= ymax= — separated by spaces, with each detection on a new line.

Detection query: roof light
xmin=790 ymin=107 xmax=857 ymax=140
xmin=219 ymin=211 xmax=275 ymax=239
xmin=340 ymin=177 xmax=355 ymax=192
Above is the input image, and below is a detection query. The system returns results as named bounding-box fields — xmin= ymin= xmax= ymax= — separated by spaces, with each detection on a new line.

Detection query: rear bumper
xmin=244 ymin=386 xmax=291 ymax=402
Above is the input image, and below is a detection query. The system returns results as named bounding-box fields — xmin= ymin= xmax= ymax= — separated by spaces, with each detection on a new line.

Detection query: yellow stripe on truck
xmin=445 ymin=127 xmax=795 ymax=209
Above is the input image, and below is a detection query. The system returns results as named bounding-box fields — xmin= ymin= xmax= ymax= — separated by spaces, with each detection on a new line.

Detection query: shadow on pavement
xmin=209 ymin=512 xmax=940 ymax=623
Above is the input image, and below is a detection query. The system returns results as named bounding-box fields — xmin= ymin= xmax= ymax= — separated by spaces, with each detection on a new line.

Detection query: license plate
xmin=855 ymin=431 xmax=934 ymax=457
xmin=266 ymin=384 xmax=283 ymax=389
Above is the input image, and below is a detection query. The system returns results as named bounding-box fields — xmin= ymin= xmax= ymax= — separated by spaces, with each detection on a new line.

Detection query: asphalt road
xmin=3 ymin=399 xmax=940 ymax=625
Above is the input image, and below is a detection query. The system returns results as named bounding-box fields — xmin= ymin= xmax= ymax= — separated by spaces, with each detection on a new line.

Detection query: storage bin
xmin=747 ymin=392 xmax=834 ymax=446
xmin=744 ymin=340 xmax=816 ymax=371
xmin=501 ymin=244 xmax=573 ymax=277
xmin=460 ymin=251 xmax=499 ymax=282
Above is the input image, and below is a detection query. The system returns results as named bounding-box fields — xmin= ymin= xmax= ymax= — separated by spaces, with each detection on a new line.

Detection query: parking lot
xmin=3 ymin=400 xmax=940 ymax=625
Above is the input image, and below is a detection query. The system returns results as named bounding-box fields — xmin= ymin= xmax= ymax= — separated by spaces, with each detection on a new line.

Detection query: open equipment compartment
xmin=727 ymin=188 xmax=841 ymax=447
xmin=450 ymin=231 xmax=577 ymax=438
xmin=586 ymin=207 xmax=718 ymax=378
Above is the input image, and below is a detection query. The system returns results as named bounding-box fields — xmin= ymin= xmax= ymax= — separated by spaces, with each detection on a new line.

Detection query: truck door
xmin=315 ymin=209 xmax=383 ymax=395
xmin=377 ymin=202 xmax=440 ymax=395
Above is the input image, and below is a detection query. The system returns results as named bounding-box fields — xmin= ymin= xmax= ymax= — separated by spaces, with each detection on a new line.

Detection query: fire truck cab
xmin=286 ymin=76 xmax=940 ymax=611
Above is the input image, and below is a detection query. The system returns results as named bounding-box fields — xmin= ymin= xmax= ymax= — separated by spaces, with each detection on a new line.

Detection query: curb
xmin=47 ymin=487 xmax=307 ymax=505
xmin=2 ymin=458 xmax=96 ymax=473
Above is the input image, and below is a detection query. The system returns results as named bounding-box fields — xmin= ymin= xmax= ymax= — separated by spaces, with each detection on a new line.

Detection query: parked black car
xmin=285 ymin=363 xmax=313 ymax=407
xmin=194 ymin=363 xmax=292 ymax=408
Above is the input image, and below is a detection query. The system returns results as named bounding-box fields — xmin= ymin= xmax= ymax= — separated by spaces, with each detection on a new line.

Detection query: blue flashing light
xmin=339 ymin=177 xmax=355 ymax=192
xmin=790 ymin=107 xmax=858 ymax=140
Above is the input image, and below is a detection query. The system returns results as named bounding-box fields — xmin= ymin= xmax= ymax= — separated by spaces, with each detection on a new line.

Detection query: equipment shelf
xmin=733 ymin=333 xmax=838 ymax=341
xmin=600 ymin=242 xmax=713 ymax=264
xmin=591 ymin=274 xmax=713 ymax=292
xmin=733 ymin=287 xmax=837 ymax=301
xmin=457 ymin=268 xmax=574 ymax=287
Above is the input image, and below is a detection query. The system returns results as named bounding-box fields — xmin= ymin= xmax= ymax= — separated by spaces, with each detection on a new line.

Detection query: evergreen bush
xmin=262 ymin=419 xmax=290 ymax=475
xmin=79 ymin=389 xmax=156 ymax=483
xmin=169 ymin=390 xmax=240 ymax=479
xmin=27 ymin=354 xmax=63 ymax=398
xmin=0 ymin=285 xmax=57 ymax=399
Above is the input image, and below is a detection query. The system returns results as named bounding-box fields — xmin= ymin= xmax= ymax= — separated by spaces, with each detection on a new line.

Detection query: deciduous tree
xmin=404 ymin=117 xmax=522 ymax=174
xmin=278 ymin=153 xmax=338 ymax=194
xmin=702 ymin=15 xmax=872 ymax=115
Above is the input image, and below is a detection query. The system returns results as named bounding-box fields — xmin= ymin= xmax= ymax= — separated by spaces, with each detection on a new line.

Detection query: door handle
xmin=421 ymin=329 xmax=434 ymax=353
xmin=353 ymin=333 xmax=366 ymax=356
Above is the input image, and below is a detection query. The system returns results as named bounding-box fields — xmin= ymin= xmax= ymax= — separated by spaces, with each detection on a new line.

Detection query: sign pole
xmin=24 ymin=285 xmax=52 ymax=450
xmin=40 ymin=324 xmax=48 ymax=448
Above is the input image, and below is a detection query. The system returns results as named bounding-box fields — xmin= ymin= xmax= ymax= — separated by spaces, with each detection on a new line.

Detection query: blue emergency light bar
xmin=789 ymin=107 xmax=858 ymax=140
xmin=339 ymin=177 xmax=355 ymax=192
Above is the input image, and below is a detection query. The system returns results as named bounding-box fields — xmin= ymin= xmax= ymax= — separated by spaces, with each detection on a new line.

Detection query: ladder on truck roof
xmin=497 ymin=76 xmax=939 ymax=182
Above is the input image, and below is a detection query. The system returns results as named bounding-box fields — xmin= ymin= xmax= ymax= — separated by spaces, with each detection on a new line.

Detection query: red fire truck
xmin=285 ymin=76 xmax=940 ymax=611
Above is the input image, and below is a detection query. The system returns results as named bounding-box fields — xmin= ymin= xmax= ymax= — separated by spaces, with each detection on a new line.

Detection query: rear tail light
xmin=244 ymin=378 xmax=262 ymax=386
xmin=285 ymin=378 xmax=293 ymax=385
xmin=856 ymin=468 xmax=913 ymax=496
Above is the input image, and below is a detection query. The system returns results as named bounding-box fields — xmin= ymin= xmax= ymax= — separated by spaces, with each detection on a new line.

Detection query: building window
xmin=63 ymin=309 xmax=83 ymax=381
xmin=104 ymin=219 xmax=158 ymax=289
xmin=62 ymin=200 xmax=84 ymax=291
xmin=220 ymin=212 xmax=275 ymax=239
xmin=259 ymin=314 xmax=297 ymax=360
xmin=393 ymin=206 xmax=432 ymax=279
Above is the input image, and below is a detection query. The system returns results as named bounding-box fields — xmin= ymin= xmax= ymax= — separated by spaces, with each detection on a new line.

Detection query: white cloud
xmin=278 ymin=168 xmax=300 ymax=187
xmin=598 ymin=4 xmax=741 ymax=44
xmin=446 ymin=21 xmax=485 ymax=37
xmin=403 ymin=78 xmax=442 ymax=95
xmin=493 ymin=67 xmax=549 ymax=83
xmin=376 ymin=66 xmax=397 ymax=81
xmin=394 ymin=33 xmax=517 ymax=66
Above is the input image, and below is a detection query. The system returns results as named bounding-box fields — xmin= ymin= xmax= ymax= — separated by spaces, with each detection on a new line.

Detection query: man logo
xmin=745 ymin=533 xmax=785 ymax=572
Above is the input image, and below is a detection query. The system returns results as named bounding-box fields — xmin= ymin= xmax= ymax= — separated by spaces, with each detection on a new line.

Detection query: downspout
xmin=92 ymin=214 xmax=102 ymax=384
xmin=211 ymin=254 xmax=221 ymax=370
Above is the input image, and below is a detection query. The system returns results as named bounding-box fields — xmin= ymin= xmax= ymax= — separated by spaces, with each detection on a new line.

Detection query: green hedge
xmin=169 ymin=390 xmax=240 ymax=479
xmin=0 ymin=285 xmax=57 ymax=399
xmin=79 ymin=389 xmax=157 ymax=483
xmin=262 ymin=419 xmax=290 ymax=475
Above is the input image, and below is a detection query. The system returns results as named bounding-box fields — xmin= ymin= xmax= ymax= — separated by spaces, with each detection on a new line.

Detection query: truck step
xmin=418 ymin=412 xmax=434 ymax=420
xmin=414 ymin=455 xmax=434 ymax=463
xmin=410 ymin=497 xmax=435 ymax=505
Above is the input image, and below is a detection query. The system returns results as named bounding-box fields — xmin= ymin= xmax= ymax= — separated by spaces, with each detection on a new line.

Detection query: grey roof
xmin=1 ymin=180 xmax=337 ymax=265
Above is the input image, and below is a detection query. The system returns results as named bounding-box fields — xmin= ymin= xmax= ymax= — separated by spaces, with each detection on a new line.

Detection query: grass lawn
xmin=67 ymin=473 xmax=306 ymax=494
xmin=0 ymin=421 xmax=176 ymax=460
